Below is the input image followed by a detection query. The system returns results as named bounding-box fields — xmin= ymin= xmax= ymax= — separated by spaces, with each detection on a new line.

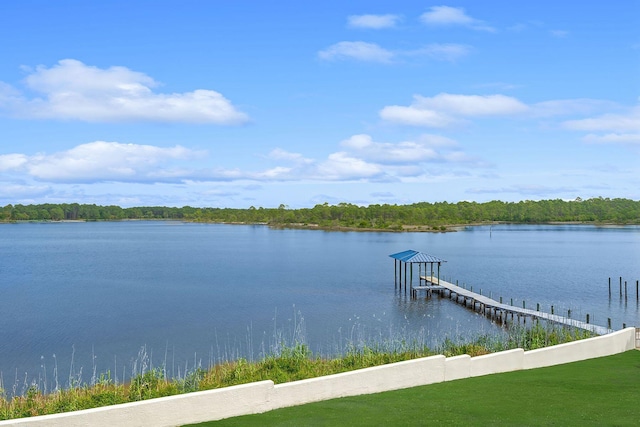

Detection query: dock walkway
xmin=418 ymin=276 xmax=610 ymax=335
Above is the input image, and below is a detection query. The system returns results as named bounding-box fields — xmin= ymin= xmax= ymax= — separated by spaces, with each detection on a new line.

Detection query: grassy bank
xmin=0 ymin=324 xmax=593 ymax=421
xmin=197 ymin=350 xmax=640 ymax=426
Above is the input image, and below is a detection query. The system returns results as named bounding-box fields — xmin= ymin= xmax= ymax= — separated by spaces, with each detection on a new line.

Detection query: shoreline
xmin=2 ymin=219 xmax=638 ymax=232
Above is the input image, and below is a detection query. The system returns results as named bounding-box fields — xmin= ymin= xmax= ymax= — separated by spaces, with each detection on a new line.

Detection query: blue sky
xmin=0 ymin=1 xmax=638 ymax=208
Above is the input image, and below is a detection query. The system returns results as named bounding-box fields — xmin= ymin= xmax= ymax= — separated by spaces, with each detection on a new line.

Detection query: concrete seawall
xmin=1 ymin=328 xmax=635 ymax=427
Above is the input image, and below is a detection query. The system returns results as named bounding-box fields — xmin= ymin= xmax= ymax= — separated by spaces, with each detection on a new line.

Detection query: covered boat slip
xmin=389 ymin=249 xmax=446 ymax=297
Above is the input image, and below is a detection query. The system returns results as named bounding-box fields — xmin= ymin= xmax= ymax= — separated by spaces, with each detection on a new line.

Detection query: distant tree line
xmin=1 ymin=198 xmax=639 ymax=228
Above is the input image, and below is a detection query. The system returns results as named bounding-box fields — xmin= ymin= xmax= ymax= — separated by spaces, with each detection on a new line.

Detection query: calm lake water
xmin=1 ymin=222 xmax=639 ymax=391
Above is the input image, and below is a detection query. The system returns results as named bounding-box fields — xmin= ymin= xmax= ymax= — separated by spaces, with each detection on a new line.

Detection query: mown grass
xmin=0 ymin=324 xmax=594 ymax=421
xmin=192 ymin=350 xmax=640 ymax=426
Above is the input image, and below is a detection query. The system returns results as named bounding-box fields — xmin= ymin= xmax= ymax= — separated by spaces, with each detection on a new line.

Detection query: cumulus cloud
xmin=267 ymin=148 xmax=313 ymax=164
xmin=415 ymin=93 xmax=529 ymax=116
xmin=347 ymin=14 xmax=401 ymax=29
xmin=318 ymin=41 xmax=394 ymax=63
xmin=341 ymin=134 xmax=439 ymax=163
xmin=380 ymin=105 xmax=456 ymax=127
xmin=2 ymin=141 xmax=201 ymax=183
xmin=563 ymin=107 xmax=640 ymax=132
xmin=583 ymin=133 xmax=640 ymax=144
xmin=0 ymin=153 xmax=28 ymax=171
xmin=420 ymin=6 xmax=495 ymax=32
xmin=319 ymin=41 xmax=470 ymax=64
xmin=0 ymin=182 xmax=51 ymax=198
xmin=406 ymin=43 xmax=471 ymax=61
xmin=315 ymin=152 xmax=385 ymax=181
xmin=1 ymin=132 xmax=487 ymax=189
xmin=531 ymin=99 xmax=618 ymax=118
xmin=0 ymin=59 xmax=248 ymax=124
xmin=380 ymin=93 xmax=528 ymax=127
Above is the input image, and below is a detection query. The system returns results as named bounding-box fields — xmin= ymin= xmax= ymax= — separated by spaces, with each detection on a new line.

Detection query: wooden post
xmin=394 ymin=260 xmax=397 ymax=289
xmin=500 ymin=296 xmax=503 ymax=304
xmin=522 ymin=300 xmax=525 ymax=309
xmin=586 ymin=313 xmax=590 ymax=324
xmin=608 ymin=277 xmax=611 ymax=297
xmin=568 ymin=309 xmax=571 ymax=318
xmin=536 ymin=303 xmax=540 ymax=311
xmin=625 ymin=281 xmax=627 ymax=299
xmin=551 ymin=305 xmax=554 ymax=315
xmin=637 ymin=280 xmax=639 ymax=299
xmin=620 ymin=276 xmax=622 ymax=296
xmin=623 ymin=323 xmax=627 ymax=328
xmin=510 ymin=297 xmax=513 ymax=306
xmin=608 ymin=318 xmax=612 ymax=329
xmin=404 ymin=263 xmax=407 ymax=294
xmin=410 ymin=263 xmax=413 ymax=294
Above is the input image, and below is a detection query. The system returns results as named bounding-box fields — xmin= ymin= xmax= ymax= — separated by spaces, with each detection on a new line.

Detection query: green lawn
xmin=189 ymin=350 xmax=640 ymax=426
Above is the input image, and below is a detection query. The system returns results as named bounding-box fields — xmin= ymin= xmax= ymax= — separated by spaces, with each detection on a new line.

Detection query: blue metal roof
xmin=389 ymin=249 xmax=446 ymax=263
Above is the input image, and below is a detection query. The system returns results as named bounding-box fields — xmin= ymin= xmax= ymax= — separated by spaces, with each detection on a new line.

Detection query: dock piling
xmin=620 ymin=276 xmax=622 ymax=296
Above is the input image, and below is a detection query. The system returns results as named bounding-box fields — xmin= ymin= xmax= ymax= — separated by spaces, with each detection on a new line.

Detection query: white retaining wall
xmin=1 ymin=327 xmax=635 ymax=427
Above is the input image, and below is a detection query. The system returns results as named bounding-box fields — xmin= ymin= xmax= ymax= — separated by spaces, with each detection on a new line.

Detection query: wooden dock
xmin=417 ymin=276 xmax=610 ymax=335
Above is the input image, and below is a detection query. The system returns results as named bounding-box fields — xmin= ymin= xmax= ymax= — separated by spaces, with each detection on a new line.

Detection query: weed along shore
xmin=0 ymin=324 xmax=596 ymax=421
xmin=0 ymin=327 xmax=636 ymax=426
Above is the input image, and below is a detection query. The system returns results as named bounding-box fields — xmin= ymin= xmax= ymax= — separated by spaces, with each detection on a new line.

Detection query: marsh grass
xmin=0 ymin=321 xmax=594 ymax=421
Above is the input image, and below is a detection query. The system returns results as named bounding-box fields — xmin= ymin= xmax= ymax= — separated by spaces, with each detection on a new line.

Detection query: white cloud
xmin=0 ymin=153 xmax=28 ymax=171
xmin=406 ymin=43 xmax=471 ymax=61
xmin=341 ymin=134 xmax=439 ymax=163
xmin=563 ymin=107 xmax=640 ymax=132
xmin=267 ymin=148 xmax=313 ymax=164
xmin=531 ymin=99 xmax=618 ymax=117
xmin=379 ymin=105 xmax=456 ymax=127
xmin=347 ymin=14 xmax=401 ymax=29
xmin=414 ymin=93 xmax=529 ymax=116
xmin=1 ymin=132 xmax=486 ymax=189
xmin=0 ymin=59 xmax=249 ymax=124
xmin=420 ymin=6 xmax=495 ymax=32
xmin=0 ymin=182 xmax=51 ymax=198
xmin=380 ymin=93 xmax=528 ymax=127
xmin=550 ymin=30 xmax=569 ymax=38
xmin=319 ymin=41 xmax=471 ymax=64
xmin=318 ymin=41 xmax=394 ymax=63
xmin=16 ymin=141 xmax=200 ymax=183
xmin=583 ymin=133 xmax=640 ymax=145
xmin=315 ymin=152 xmax=384 ymax=180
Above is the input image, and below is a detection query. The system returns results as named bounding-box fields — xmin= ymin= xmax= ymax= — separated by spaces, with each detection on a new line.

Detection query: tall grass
xmin=0 ymin=319 xmax=594 ymax=421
